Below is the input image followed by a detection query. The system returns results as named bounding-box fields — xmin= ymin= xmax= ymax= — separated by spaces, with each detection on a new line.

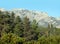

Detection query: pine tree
xmin=31 ymin=20 xmax=38 ymax=40
xmin=23 ymin=16 xmax=35 ymax=41
xmin=14 ymin=16 xmax=23 ymax=37
xmin=9 ymin=12 xmax=15 ymax=33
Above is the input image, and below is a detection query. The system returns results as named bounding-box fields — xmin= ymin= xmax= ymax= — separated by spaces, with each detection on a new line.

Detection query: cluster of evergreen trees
xmin=0 ymin=11 xmax=60 ymax=44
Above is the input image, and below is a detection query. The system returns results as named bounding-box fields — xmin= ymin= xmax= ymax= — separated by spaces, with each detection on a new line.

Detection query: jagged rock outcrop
xmin=0 ymin=8 xmax=60 ymax=28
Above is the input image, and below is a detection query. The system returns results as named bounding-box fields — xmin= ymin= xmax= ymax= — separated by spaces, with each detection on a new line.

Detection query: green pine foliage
xmin=0 ymin=11 xmax=60 ymax=44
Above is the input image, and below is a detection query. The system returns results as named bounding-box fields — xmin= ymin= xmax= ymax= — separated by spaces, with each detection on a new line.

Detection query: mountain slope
xmin=0 ymin=8 xmax=60 ymax=28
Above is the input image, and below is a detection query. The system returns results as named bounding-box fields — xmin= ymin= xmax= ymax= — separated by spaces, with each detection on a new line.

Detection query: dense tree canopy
xmin=0 ymin=11 xmax=60 ymax=44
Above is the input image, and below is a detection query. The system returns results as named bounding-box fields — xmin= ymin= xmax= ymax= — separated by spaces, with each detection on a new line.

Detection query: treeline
xmin=0 ymin=11 xmax=60 ymax=44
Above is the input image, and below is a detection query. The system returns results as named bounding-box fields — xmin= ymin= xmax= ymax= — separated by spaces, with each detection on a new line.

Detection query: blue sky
xmin=0 ymin=0 xmax=60 ymax=17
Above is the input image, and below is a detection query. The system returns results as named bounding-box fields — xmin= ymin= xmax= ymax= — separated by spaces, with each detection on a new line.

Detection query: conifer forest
xmin=0 ymin=11 xmax=60 ymax=44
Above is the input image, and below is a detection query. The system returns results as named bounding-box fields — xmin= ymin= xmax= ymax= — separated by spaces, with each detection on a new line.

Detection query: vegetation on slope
xmin=0 ymin=11 xmax=60 ymax=44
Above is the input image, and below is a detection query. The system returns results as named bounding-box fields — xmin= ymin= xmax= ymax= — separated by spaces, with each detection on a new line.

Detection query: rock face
xmin=0 ymin=8 xmax=60 ymax=28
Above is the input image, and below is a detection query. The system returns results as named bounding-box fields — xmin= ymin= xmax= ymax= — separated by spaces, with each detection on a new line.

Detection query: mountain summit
xmin=0 ymin=8 xmax=60 ymax=28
